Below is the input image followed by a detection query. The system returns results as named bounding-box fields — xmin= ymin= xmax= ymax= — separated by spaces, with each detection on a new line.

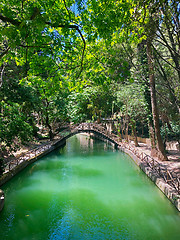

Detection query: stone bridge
xmin=54 ymin=122 xmax=120 ymax=148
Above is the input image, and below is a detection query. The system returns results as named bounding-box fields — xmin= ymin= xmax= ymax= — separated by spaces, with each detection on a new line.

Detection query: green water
xmin=0 ymin=135 xmax=180 ymax=240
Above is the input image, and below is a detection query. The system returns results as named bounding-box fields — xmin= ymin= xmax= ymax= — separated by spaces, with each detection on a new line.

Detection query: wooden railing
xmin=3 ymin=122 xmax=180 ymax=194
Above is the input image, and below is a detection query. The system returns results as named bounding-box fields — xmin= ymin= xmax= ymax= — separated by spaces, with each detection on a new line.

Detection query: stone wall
xmin=128 ymin=135 xmax=179 ymax=151
xmin=127 ymin=135 xmax=151 ymax=146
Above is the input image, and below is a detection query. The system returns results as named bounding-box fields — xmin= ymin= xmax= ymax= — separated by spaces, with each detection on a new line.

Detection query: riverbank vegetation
xmin=0 ymin=0 xmax=179 ymax=173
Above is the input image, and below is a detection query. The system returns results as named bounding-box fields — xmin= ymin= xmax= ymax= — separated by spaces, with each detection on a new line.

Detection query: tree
xmin=0 ymin=0 xmax=86 ymax=79
xmin=117 ymin=83 xmax=147 ymax=146
xmin=0 ymin=61 xmax=37 ymax=158
xmin=137 ymin=1 xmax=179 ymax=160
xmin=20 ymin=53 xmax=70 ymax=139
xmin=0 ymin=100 xmax=33 ymax=157
xmin=146 ymin=36 xmax=167 ymax=160
xmin=66 ymin=84 xmax=116 ymax=123
xmin=81 ymin=0 xmax=170 ymax=160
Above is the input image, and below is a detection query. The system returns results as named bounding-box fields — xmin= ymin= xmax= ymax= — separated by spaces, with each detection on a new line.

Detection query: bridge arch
xmin=54 ymin=123 xmax=120 ymax=149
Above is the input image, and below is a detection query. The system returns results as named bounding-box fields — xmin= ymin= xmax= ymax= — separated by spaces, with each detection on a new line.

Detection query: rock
xmin=0 ymin=189 xmax=5 ymax=212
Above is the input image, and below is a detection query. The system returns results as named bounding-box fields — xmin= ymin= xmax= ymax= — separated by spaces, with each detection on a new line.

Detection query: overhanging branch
xmin=0 ymin=14 xmax=21 ymax=26
xmin=0 ymin=63 xmax=6 ymax=88
xmin=46 ymin=22 xmax=86 ymax=78
xmin=0 ymin=47 xmax=10 ymax=59
xmin=19 ymin=43 xmax=52 ymax=48
xmin=0 ymin=12 xmax=86 ymax=78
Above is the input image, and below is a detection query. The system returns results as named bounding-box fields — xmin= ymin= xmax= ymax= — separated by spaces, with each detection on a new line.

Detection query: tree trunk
xmin=137 ymin=40 xmax=157 ymax=153
xmin=131 ymin=120 xmax=139 ymax=147
xmin=148 ymin=120 xmax=156 ymax=146
xmin=125 ymin=125 xmax=129 ymax=142
xmin=125 ymin=115 xmax=129 ymax=142
xmin=45 ymin=101 xmax=54 ymax=140
xmin=46 ymin=114 xmax=54 ymax=140
xmin=146 ymin=40 xmax=168 ymax=161
xmin=148 ymin=120 xmax=157 ymax=157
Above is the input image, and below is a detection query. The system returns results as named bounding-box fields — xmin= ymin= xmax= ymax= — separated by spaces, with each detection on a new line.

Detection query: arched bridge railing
xmin=56 ymin=122 xmax=121 ymax=145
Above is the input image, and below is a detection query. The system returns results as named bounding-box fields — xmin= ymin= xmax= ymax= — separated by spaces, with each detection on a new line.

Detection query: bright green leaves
xmin=81 ymin=0 xmax=150 ymax=46
xmin=83 ymin=0 xmax=131 ymax=38
xmin=0 ymin=0 xmax=85 ymax=78
xmin=117 ymin=83 xmax=147 ymax=124
xmin=67 ymin=84 xmax=116 ymax=122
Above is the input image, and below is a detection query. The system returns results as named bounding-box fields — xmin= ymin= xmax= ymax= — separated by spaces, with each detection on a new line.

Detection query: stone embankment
xmin=0 ymin=137 xmax=66 ymax=212
xmin=119 ymin=142 xmax=180 ymax=212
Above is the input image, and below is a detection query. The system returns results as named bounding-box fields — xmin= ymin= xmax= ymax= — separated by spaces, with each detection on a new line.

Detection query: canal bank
xmin=0 ymin=131 xmax=180 ymax=212
xmin=0 ymin=138 xmax=66 ymax=212
xmin=118 ymin=144 xmax=180 ymax=212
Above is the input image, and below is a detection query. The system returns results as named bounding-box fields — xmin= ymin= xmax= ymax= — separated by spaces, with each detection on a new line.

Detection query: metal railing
xmin=121 ymin=142 xmax=180 ymax=194
xmin=4 ymin=142 xmax=54 ymax=172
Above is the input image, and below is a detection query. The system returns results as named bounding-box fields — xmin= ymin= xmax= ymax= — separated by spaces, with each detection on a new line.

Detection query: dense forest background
xmin=0 ymin=0 xmax=179 ymax=166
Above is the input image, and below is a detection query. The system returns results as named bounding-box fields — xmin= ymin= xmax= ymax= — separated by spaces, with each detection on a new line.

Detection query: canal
xmin=0 ymin=134 xmax=180 ymax=240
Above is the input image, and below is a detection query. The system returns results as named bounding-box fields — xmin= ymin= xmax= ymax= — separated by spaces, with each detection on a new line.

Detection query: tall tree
xmin=82 ymin=0 xmax=170 ymax=160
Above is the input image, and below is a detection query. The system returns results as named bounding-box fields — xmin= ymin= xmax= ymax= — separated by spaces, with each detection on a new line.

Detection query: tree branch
xmin=76 ymin=27 xmax=86 ymax=78
xmin=155 ymin=33 xmax=180 ymax=57
xmin=0 ymin=64 xmax=6 ymax=88
xmin=0 ymin=11 xmax=86 ymax=78
xmin=152 ymin=44 xmax=180 ymax=72
xmin=0 ymin=14 xmax=21 ymax=26
xmin=19 ymin=43 xmax=52 ymax=48
xmin=0 ymin=47 xmax=10 ymax=59
xmin=46 ymin=22 xmax=86 ymax=78
xmin=63 ymin=0 xmax=72 ymax=21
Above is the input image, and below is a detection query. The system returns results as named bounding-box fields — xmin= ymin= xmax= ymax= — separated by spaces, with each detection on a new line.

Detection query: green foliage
xmin=116 ymin=83 xmax=149 ymax=136
xmin=117 ymin=83 xmax=147 ymax=119
xmin=0 ymin=101 xmax=33 ymax=153
xmin=67 ymin=85 xmax=117 ymax=122
xmin=161 ymin=123 xmax=180 ymax=142
xmin=0 ymin=0 xmax=85 ymax=78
